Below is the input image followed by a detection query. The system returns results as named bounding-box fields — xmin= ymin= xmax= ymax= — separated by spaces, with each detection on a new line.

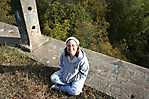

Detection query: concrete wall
xmin=85 ymin=49 xmax=149 ymax=99
xmin=30 ymin=38 xmax=149 ymax=99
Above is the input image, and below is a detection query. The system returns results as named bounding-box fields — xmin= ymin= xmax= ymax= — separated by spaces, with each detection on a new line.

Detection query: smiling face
xmin=66 ymin=39 xmax=78 ymax=57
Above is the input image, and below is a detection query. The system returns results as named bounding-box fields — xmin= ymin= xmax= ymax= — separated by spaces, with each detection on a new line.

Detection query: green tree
xmin=107 ymin=0 xmax=149 ymax=67
xmin=37 ymin=0 xmax=126 ymax=60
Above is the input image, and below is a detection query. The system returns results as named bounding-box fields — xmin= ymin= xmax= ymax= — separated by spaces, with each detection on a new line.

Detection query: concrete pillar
xmin=16 ymin=0 xmax=48 ymax=51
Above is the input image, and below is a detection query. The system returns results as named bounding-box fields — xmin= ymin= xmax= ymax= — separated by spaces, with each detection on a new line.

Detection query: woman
xmin=50 ymin=37 xmax=89 ymax=96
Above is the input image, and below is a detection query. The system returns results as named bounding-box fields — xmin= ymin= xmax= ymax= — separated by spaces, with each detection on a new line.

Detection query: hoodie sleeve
xmin=79 ymin=57 xmax=89 ymax=78
xmin=59 ymin=53 xmax=64 ymax=73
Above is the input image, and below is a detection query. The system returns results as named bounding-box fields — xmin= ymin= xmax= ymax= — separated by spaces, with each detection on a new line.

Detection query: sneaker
xmin=74 ymin=90 xmax=83 ymax=96
xmin=50 ymin=84 xmax=59 ymax=90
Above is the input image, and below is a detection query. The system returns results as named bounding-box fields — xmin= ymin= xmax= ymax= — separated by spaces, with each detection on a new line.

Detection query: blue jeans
xmin=50 ymin=71 xmax=86 ymax=95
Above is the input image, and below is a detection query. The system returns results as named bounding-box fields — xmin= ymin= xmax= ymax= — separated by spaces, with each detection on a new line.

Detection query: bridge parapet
xmin=30 ymin=37 xmax=149 ymax=99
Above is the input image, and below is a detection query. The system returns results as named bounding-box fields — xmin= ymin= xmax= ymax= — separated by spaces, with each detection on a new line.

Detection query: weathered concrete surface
xmin=0 ymin=22 xmax=21 ymax=45
xmin=85 ymin=50 xmax=149 ymax=99
xmin=29 ymin=37 xmax=149 ymax=99
xmin=17 ymin=0 xmax=48 ymax=50
xmin=0 ymin=22 xmax=20 ymax=38
xmin=0 ymin=22 xmax=48 ymax=50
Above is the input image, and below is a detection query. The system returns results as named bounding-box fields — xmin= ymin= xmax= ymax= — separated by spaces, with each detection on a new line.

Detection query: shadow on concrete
xmin=0 ymin=37 xmax=21 ymax=46
xmin=11 ymin=0 xmax=29 ymax=45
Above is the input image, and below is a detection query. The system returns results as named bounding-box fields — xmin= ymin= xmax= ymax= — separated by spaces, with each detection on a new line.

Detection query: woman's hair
xmin=64 ymin=46 xmax=80 ymax=57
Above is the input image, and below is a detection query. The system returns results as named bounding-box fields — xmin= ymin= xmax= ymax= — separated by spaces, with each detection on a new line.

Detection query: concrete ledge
xmin=0 ymin=22 xmax=21 ymax=46
xmin=27 ymin=37 xmax=149 ymax=99
xmin=85 ymin=49 xmax=149 ymax=99
xmin=0 ymin=22 xmax=49 ymax=51
xmin=0 ymin=22 xmax=20 ymax=38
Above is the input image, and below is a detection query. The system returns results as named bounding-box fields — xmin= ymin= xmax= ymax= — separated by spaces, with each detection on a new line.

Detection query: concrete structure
xmin=18 ymin=0 xmax=48 ymax=51
xmin=27 ymin=38 xmax=149 ymax=99
xmin=6 ymin=0 xmax=48 ymax=51
xmin=0 ymin=0 xmax=48 ymax=51
xmin=0 ymin=22 xmax=21 ymax=45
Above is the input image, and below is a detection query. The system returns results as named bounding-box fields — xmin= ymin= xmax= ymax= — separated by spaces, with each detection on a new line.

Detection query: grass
xmin=0 ymin=45 xmax=114 ymax=99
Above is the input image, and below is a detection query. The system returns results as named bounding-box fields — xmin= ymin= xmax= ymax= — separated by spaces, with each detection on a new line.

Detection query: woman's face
xmin=66 ymin=40 xmax=78 ymax=57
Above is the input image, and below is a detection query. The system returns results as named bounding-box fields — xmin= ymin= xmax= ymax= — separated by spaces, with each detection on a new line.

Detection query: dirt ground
xmin=0 ymin=46 xmax=114 ymax=99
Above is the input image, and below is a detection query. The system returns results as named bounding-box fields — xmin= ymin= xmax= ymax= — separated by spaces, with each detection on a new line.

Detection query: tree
xmin=107 ymin=0 xmax=149 ymax=67
xmin=36 ymin=0 xmax=126 ymax=60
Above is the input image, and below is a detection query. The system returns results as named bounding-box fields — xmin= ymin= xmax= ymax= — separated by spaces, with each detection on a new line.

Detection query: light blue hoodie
xmin=59 ymin=49 xmax=89 ymax=83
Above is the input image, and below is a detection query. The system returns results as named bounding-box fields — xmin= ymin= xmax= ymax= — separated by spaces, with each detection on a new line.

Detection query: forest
xmin=0 ymin=0 xmax=149 ymax=68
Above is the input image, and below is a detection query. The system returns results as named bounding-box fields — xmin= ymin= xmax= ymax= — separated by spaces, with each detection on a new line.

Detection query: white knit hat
xmin=65 ymin=37 xmax=80 ymax=45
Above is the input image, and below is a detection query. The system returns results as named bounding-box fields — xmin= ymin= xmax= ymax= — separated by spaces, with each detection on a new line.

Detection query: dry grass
xmin=0 ymin=45 xmax=114 ymax=99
